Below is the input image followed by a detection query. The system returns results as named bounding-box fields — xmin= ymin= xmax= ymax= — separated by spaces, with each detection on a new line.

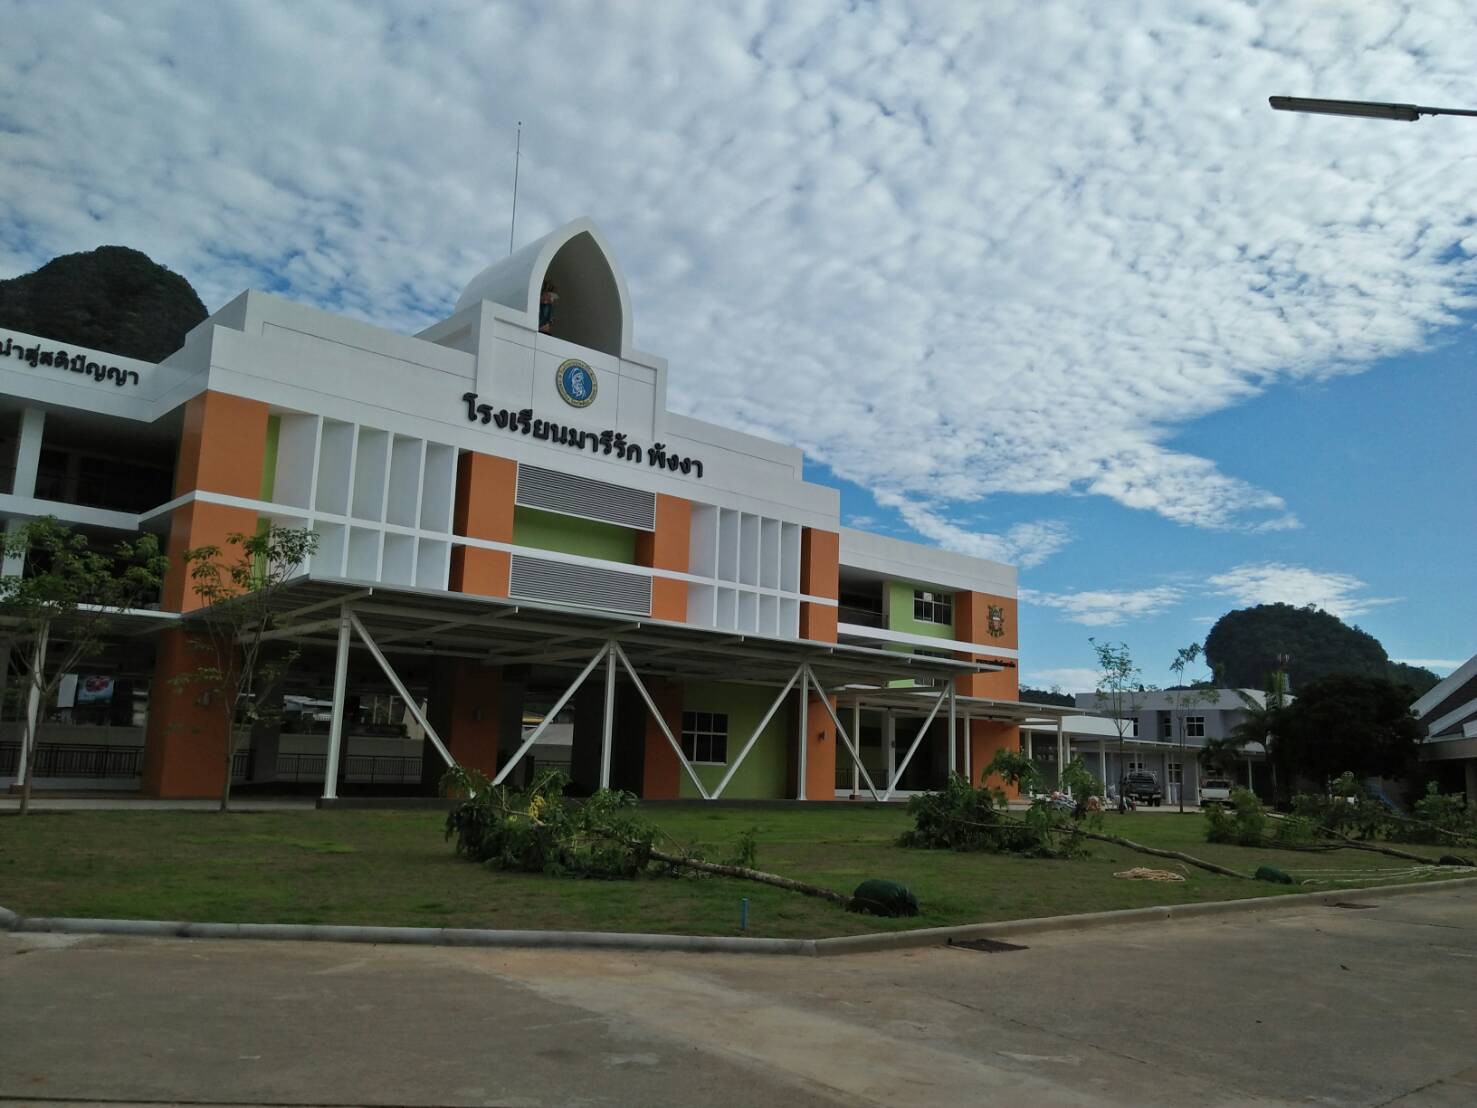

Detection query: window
xmin=1125 ymin=718 xmax=1139 ymax=738
xmin=913 ymin=589 xmax=952 ymax=625
xmin=1128 ymin=759 xmax=1147 ymax=772
xmin=1160 ymin=715 xmax=1173 ymax=740
xmin=1168 ymin=761 xmax=1183 ymax=786
xmin=911 ymin=647 xmax=952 ymax=688
xmin=1185 ymin=716 xmax=1206 ymax=739
xmin=681 ymin=711 xmax=729 ymax=764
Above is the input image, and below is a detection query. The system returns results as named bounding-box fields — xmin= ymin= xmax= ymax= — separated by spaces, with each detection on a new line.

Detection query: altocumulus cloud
xmin=3 ymin=1 xmax=1476 ymax=563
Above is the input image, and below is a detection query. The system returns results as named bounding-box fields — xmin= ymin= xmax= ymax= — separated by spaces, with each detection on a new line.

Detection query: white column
xmin=1099 ymin=739 xmax=1107 ymax=791
xmin=1246 ymin=758 xmax=1254 ymax=790
xmin=12 ymin=407 xmax=45 ymax=497
xmin=17 ymin=621 xmax=49 ymax=785
xmin=850 ymin=700 xmax=860 ymax=797
xmin=796 ymin=667 xmax=809 ymax=800
xmin=599 ymin=643 xmax=616 ymax=790
xmin=1024 ymin=726 xmax=1033 ymax=760
xmin=322 ymin=613 xmax=352 ymax=801
xmin=947 ymin=683 xmax=957 ymax=781
xmin=962 ymin=713 xmax=972 ymax=786
xmin=885 ymin=710 xmax=896 ymax=792
xmin=1056 ymin=716 xmax=1065 ymax=789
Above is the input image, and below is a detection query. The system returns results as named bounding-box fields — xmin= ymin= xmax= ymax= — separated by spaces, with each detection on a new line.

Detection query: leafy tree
xmin=174 ymin=525 xmax=318 ymax=811
xmin=1090 ymin=638 xmax=1148 ymax=783
xmin=1204 ymin=602 xmax=1437 ymax=694
xmin=1277 ymin=674 xmax=1423 ymax=785
xmin=0 ymin=519 xmax=167 ymax=815
xmin=1166 ymin=642 xmax=1212 ymax=812
xmin=0 ymin=245 xmax=207 ymax=362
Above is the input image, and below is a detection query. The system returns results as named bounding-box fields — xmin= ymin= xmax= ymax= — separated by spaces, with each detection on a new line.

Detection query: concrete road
xmin=2 ymin=884 xmax=1474 ymax=1107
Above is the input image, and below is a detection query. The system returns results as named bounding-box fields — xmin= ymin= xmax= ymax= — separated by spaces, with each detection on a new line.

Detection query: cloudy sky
xmin=3 ymin=0 xmax=1473 ymax=689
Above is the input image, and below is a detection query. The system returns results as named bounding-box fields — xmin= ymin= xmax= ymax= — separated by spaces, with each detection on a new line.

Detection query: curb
xmin=2 ymin=875 xmax=1473 ymax=958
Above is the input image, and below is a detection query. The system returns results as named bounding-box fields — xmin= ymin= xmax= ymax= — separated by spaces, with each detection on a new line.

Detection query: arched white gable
xmin=455 ymin=218 xmax=633 ymax=358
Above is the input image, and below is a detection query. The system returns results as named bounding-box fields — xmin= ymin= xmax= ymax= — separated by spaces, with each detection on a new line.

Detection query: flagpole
xmin=508 ymin=121 xmax=522 ymax=256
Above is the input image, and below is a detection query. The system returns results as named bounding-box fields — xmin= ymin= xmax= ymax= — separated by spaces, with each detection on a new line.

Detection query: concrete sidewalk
xmin=3 ymin=883 xmax=1473 ymax=1106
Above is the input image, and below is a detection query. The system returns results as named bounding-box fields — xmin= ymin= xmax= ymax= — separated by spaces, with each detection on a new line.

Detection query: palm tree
xmin=1208 ymin=668 xmax=1290 ymax=805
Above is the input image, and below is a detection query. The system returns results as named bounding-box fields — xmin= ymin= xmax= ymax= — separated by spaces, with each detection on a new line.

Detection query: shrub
xmin=1390 ymin=782 xmax=1477 ymax=844
xmin=1204 ymin=787 xmax=1268 ymax=845
xmin=443 ymin=765 xmax=657 ymax=879
xmin=1290 ymin=773 xmax=1394 ymax=840
xmin=725 ymin=826 xmax=760 ymax=869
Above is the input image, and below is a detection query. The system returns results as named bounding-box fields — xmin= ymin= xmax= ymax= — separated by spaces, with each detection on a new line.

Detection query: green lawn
xmin=0 ymin=806 xmax=1461 ymax=939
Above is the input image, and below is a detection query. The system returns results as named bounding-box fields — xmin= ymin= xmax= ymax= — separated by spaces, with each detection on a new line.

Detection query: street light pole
xmin=1269 ymin=96 xmax=1477 ymax=122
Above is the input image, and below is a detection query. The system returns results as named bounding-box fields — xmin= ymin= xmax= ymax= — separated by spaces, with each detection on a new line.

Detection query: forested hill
xmin=0 ymin=246 xmax=207 ymax=363
xmin=1204 ymin=603 xmax=1439 ymax=697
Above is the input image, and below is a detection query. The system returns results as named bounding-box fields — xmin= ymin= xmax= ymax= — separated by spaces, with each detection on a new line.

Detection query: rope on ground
xmin=1113 ymin=867 xmax=1186 ymax=882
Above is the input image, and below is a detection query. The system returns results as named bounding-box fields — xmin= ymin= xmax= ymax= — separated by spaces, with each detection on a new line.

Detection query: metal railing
xmin=0 ymin=742 xmax=143 ymax=778
xmin=232 ymin=751 xmax=423 ymax=783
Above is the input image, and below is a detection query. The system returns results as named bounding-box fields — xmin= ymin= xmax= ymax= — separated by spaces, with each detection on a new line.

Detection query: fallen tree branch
xmin=932 ymin=810 xmax=1253 ymax=880
xmin=1266 ymin=814 xmax=1449 ymax=865
xmin=647 ymin=847 xmax=852 ymax=906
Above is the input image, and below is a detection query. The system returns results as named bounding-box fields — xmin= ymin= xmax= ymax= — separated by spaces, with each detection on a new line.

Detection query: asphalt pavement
xmin=2 ymin=883 xmax=1474 ymax=1107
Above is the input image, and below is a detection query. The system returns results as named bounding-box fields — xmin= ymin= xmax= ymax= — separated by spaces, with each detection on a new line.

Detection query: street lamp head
xmin=1269 ymin=96 xmax=1422 ymax=122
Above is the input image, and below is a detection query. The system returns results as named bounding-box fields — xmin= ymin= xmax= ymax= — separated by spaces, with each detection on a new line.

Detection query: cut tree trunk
xmin=648 ymin=848 xmax=851 ymax=906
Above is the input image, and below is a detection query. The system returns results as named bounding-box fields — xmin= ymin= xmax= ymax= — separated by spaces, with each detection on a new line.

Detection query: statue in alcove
xmin=539 ymin=281 xmax=560 ymax=333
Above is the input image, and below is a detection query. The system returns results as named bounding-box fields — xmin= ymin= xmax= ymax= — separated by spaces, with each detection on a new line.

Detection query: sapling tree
xmin=0 ymin=518 xmax=167 ymax=815
xmin=1166 ymin=642 xmax=1213 ymax=813
xmin=175 ymin=525 xmax=318 ymax=811
xmin=1090 ymin=638 xmax=1149 ymax=793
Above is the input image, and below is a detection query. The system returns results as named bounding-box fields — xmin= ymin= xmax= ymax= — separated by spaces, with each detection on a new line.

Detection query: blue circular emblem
xmin=555 ymin=358 xmax=597 ymax=408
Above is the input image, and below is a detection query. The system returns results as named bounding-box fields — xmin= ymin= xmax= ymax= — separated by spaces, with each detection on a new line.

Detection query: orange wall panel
xmin=953 ymin=591 xmax=1020 ymax=700
xmin=638 ymin=494 xmax=691 ymax=621
xmin=454 ymin=452 xmax=517 ymax=541
xmin=800 ymin=602 xmax=838 ymax=643
xmin=160 ymin=500 xmax=263 ymax=613
xmin=173 ymin=391 xmax=271 ymax=499
xmin=800 ymin=528 xmax=839 ymax=599
xmin=451 ymin=547 xmax=510 ymax=598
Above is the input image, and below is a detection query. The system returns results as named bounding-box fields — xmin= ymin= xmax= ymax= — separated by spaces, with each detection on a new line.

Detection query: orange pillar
xmin=437 ymin=660 xmax=502 ymax=777
xmin=637 ymin=494 xmax=691 ymax=621
xmin=971 ymin=719 xmax=1021 ymax=798
xmin=952 ymin=591 xmax=1020 ymax=701
xmin=802 ymin=689 xmax=838 ymax=800
xmin=799 ymin=528 xmax=839 ymax=642
xmin=450 ymin=452 xmax=516 ymax=597
xmin=142 ymin=628 xmax=233 ymax=799
xmin=640 ymin=678 xmax=685 ymax=798
xmin=146 ymin=391 xmax=270 ymax=799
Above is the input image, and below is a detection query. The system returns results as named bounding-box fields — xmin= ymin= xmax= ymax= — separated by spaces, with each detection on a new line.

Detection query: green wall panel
xmin=887 ymin=579 xmax=954 ymax=638
xmin=512 ymin=506 xmax=637 ymax=563
xmin=678 ymin=681 xmax=791 ymax=799
xmin=259 ymin=413 xmax=281 ymax=500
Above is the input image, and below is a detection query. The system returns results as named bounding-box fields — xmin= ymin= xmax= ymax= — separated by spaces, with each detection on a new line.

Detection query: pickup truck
xmin=1198 ymin=778 xmax=1234 ymax=806
xmin=1119 ymin=771 xmax=1163 ymax=807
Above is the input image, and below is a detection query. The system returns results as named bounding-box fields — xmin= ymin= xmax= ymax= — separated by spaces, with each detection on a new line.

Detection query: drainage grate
xmin=1329 ymin=902 xmax=1379 ymax=910
xmin=946 ymin=938 xmax=1029 ymax=953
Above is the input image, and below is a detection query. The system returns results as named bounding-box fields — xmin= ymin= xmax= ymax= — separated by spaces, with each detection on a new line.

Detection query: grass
xmin=0 ymin=806 xmax=1463 ymax=939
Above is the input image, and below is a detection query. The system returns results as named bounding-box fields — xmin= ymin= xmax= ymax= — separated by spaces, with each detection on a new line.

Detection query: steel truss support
xmin=882 ymin=686 xmax=950 ymax=801
xmin=493 ymin=641 xmax=610 ymax=787
xmin=322 ymin=612 xmax=352 ymax=801
xmin=712 ymin=665 xmax=803 ymax=799
xmin=609 ymin=641 xmax=711 ymax=799
xmin=347 ymin=610 xmax=455 ymax=771
xmin=802 ymin=664 xmax=880 ymax=801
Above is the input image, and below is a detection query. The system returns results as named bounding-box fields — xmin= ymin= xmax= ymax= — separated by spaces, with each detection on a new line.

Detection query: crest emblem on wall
xmin=555 ymin=358 xmax=597 ymax=408
xmin=987 ymin=604 xmax=1005 ymax=638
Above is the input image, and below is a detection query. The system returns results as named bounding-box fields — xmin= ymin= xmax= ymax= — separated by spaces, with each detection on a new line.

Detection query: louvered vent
xmin=516 ymin=464 xmax=655 ymax=530
xmin=508 ymin=554 xmax=652 ymax=615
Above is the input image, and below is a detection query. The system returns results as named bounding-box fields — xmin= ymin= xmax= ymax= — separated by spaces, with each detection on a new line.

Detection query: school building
xmin=1 ymin=218 xmax=1071 ymax=801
